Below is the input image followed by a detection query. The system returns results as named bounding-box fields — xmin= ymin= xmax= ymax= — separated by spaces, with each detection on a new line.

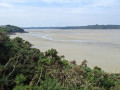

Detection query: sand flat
xmin=10 ymin=29 xmax=120 ymax=73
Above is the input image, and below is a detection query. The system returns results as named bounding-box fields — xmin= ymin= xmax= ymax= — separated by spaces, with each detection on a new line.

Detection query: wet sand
xmin=10 ymin=29 xmax=120 ymax=73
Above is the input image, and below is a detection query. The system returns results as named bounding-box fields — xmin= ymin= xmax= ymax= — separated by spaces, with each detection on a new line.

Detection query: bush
xmin=15 ymin=74 xmax=26 ymax=85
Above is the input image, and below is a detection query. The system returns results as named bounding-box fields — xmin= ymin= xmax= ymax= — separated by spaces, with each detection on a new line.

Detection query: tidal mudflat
xmin=10 ymin=29 xmax=120 ymax=73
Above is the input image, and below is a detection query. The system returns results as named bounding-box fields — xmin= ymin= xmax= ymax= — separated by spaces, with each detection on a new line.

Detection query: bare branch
xmin=4 ymin=58 xmax=11 ymax=69
xmin=36 ymin=69 xmax=43 ymax=85
xmin=8 ymin=60 xmax=18 ymax=77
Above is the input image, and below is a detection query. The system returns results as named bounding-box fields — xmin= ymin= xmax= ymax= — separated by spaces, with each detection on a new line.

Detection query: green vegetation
xmin=0 ymin=27 xmax=120 ymax=90
xmin=24 ymin=24 xmax=120 ymax=29
xmin=0 ymin=25 xmax=24 ymax=33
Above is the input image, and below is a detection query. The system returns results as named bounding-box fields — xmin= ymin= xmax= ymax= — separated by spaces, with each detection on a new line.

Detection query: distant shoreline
xmin=23 ymin=24 xmax=120 ymax=29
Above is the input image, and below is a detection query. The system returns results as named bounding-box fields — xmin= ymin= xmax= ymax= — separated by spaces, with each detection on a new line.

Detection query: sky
xmin=0 ymin=0 xmax=120 ymax=27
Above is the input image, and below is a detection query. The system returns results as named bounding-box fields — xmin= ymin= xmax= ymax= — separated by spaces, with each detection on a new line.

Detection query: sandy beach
xmin=10 ymin=29 xmax=120 ymax=73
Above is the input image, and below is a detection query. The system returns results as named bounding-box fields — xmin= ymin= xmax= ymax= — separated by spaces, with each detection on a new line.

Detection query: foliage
xmin=39 ymin=77 xmax=65 ymax=90
xmin=15 ymin=74 xmax=26 ymax=85
xmin=0 ymin=25 xmax=24 ymax=33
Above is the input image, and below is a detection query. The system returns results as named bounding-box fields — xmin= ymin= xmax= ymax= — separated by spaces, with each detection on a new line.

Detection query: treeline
xmin=0 ymin=25 xmax=24 ymax=33
xmin=0 ymin=27 xmax=120 ymax=90
xmin=24 ymin=25 xmax=120 ymax=29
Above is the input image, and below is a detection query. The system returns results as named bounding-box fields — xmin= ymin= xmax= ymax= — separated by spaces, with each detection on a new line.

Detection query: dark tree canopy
xmin=0 ymin=25 xmax=24 ymax=33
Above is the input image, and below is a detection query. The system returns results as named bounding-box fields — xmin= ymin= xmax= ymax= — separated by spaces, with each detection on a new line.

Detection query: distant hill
xmin=24 ymin=25 xmax=120 ymax=29
xmin=0 ymin=25 xmax=24 ymax=33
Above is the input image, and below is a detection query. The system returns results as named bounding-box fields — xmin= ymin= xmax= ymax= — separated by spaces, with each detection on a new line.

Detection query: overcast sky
xmin=0 ymin=0 xmax=120 ymax=27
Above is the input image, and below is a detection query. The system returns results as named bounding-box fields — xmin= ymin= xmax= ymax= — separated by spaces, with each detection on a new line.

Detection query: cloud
xmin=41 ymin=0 xmax=119 ymax=8
xmin=93 ymin=0 xmax=118 ymax=7
xmin=0 ymin=0 xmax=27 ymax=7
xmin=0 ymin=0 xmax=27 ymax=3
xmin=41 ymin=0 xmax=95 ymax=3
xmin=0 ymin=3 xmax=13 ymax=7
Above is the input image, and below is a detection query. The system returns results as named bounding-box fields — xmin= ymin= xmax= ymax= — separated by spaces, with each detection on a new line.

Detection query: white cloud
xmin=41 ymin=0 xmax=96 ymax=4
xmin=11 ymin=0 xmax=27 ymax=3
xmin=0 ymin=0 xmax=27 ymax=3
xmin=41 ymin=0 xmax=119 ymax=8
xmin=0 ymin=0 xmax=27 ymax=7
xmin=0 ymin=3 xmax=13 ymax=7
xmin=93 ymin=0 xmax=118 ymax=7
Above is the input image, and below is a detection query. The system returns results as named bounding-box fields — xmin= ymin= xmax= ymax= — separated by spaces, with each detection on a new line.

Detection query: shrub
xmin=15 ymin=74 xmax=26 ymax=85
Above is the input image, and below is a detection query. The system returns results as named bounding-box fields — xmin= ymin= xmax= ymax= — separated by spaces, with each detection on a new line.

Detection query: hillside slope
xmin=0 ymin=25 xmax=24 ymax=33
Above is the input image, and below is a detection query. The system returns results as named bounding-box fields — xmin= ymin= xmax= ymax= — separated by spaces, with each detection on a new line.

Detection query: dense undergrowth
xmin=0 ymin=31 xmax=120 ymax=90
